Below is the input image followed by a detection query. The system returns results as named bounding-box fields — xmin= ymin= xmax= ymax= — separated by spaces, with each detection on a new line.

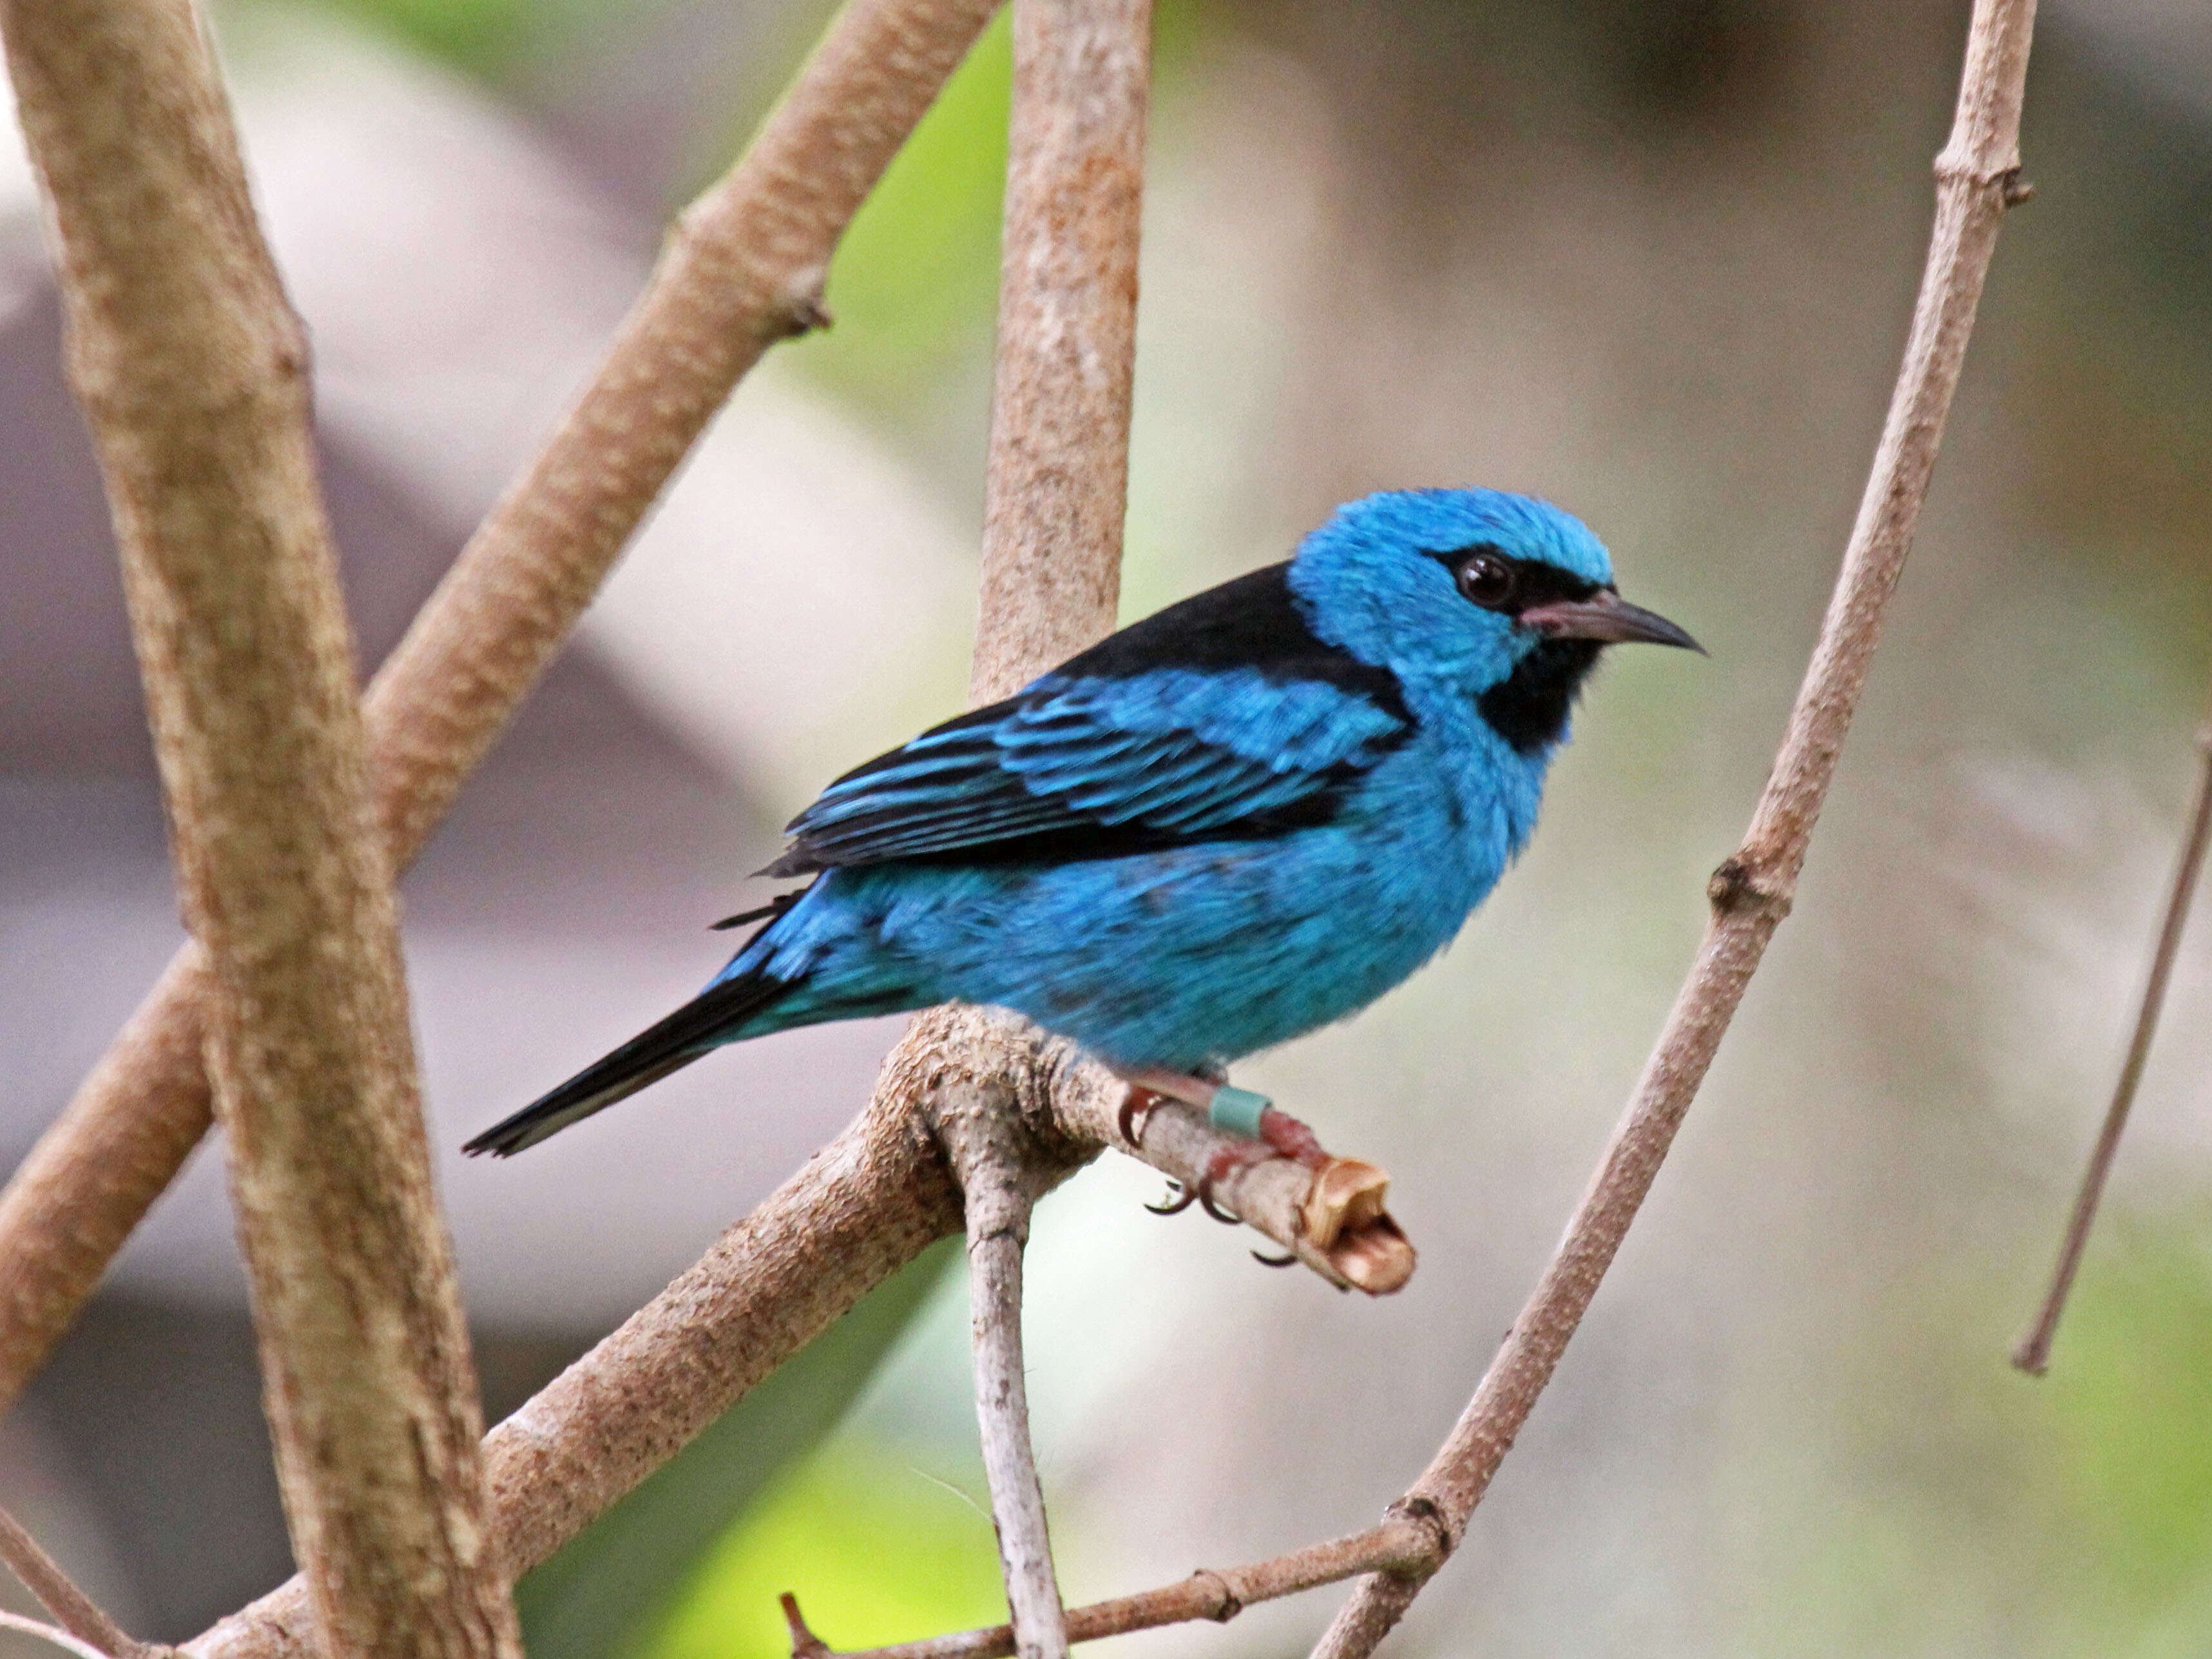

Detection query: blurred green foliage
xmin=2040 ymin=1231 xmax=2212 ymax=1623
xmin=1755 ymin=1222 xmax=2212 ymax=1656
xmin=643 ymin=1439 xmax=1008 ymax=1659
xmin=302 ymin=0 xmax=572 ymax=76
xmin=517 ymin=1242 xmax=957 ymax=1659
xmin=782 ymin=8 xmax=1013 ymax=417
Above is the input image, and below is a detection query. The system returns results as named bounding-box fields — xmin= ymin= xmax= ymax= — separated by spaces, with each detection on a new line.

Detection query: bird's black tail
xmin=463 ymin=968 xmax=793 ymax=1157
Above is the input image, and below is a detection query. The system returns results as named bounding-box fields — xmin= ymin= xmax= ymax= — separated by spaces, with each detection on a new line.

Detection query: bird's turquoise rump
xmin=467 ymin=488 xmax=1698 ymax=1155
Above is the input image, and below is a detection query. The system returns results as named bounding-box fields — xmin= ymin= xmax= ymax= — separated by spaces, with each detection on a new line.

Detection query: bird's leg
xmin=1114 ymin=1064 xmax=1229 ymax=1155
xmin=1112 ymin=1064 xmax=1334 ymax=1225
xmin=1115 ymin=1069 xmax=1202 ymax=1213
xmin=1195 ymin=1107 xmax=1336 ymax=1222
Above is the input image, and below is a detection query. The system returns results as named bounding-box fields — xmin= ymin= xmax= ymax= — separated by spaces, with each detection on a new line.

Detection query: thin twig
xmin=1306 ymin=3 xmax=2037 ymax=1654
xmin=960 ymin=1224 xmax=1058 ymax=1652
xmin=3 ymin=0 xmax=521 ymax=1651
xmin=0 ymin=1504 xmax=154 ymax=1658
xmin=927 ymin=1023 xmax=1092 ymax=1659
xmin=0 ymin=0 xmax=1004 ymax=1419
xmin=0 ymin=1609 xmax=121 ymax=1659
xmin=2014 ymin=703 xmax=2212 ymax=1375
xmin=782 ymin=1595 xmax=832 ymax=1659
xmin=787 ymin=1515 xmax=1445 ymax=1659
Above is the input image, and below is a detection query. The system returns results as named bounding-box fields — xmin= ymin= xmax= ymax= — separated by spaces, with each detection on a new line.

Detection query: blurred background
xmin=3 ymin=0 xmax=2210 ymax=1652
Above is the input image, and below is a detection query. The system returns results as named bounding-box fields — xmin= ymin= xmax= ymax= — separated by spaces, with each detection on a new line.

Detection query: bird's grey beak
xmin=1517 ymin=590 xmax=1704 ymax=653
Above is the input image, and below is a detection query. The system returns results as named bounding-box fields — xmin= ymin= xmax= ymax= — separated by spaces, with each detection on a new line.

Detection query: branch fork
xmin=779 ymin=1507 xmax=1449 ymax=1659
xmin=881 ymin=1006 xmax=1419 ymax=1656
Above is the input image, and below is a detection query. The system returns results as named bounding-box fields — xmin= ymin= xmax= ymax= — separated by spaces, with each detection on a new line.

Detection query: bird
xmin=465 ymin=487 xmax=1698 ymax=1161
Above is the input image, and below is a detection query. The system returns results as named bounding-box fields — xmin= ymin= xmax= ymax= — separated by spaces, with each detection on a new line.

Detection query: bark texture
xmin=1 ymin=1 xmax=520 ymax=1654
xmin=970 ymin=0 xmax=1151 ymax=701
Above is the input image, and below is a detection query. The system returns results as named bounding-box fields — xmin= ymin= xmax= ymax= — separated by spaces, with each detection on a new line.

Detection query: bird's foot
xmin=1110 ymin=1066 xmax=1413 ymax=1292
xmin=1114 ymin=1065 xmax=1229 ymax=1147
xmin=1116 ymin=1084 xmax=1166 ymax=1151
xmin=1117 ymin=1084 xmax=1198 ymax=1212
xmin=1194 ymin=1107 xmax=1330 ymax=1222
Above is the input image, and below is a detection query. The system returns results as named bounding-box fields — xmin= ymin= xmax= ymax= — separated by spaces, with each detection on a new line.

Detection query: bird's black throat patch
xmin=1477 ymin=638 xmax=1604 ymax=754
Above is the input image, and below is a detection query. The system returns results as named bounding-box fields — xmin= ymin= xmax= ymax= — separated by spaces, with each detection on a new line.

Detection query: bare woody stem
xmin=953 ymin=1165 xmax=1068 ymax=1659
xmin=921 ymin=1016 xmax=1097 ymax=1659
xmin=784 ymin=1514 xmax=1445 ymax=1659
xmin=2013 ymin=702 xmax=2212 ymax=1376
xmin=189 ymin=1051 xmax=967 ymax=1659
xmin=1 ymin=0 xmax=519 ymax=1653
xmin=970 ymin=0 xmax=1149 ymax=705
xmin=1307 ymin=3 xmax=2038 ymax=1654
xmin=0 ymin=1611 xmax=130 ymax=1659
xmin=0 ymin=0 xmax=1005 ymax=1419
xmin=0 ymin=1503 xmax=162 ymax=1658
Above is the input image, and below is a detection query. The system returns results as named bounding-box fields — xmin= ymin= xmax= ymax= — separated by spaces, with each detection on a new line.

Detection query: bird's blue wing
xmin=768 ymin=666 xmax=1408 ymax=874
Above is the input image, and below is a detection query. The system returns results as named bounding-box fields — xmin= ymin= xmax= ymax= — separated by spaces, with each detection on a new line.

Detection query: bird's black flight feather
xmin=463 ymin=968 xmax=793 ymax=1156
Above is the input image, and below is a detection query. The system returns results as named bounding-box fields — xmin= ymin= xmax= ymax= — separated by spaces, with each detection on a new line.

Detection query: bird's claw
xmin=1197 ymin=1170 xmax=1243 ymax=1224
xmin=1184 ymin=1102 xmax=1338 ymax=1227
xmin=1121 ymin=1081 xmax=1338 ymax=1272
xmin=1144 ymin=1180 xmax=1195 ymax=1216
xmin=1117 ymin=1086 xmax=1162 ymax=1149
xmin=1197 ymin=1143 xmax=1264 ymax=1223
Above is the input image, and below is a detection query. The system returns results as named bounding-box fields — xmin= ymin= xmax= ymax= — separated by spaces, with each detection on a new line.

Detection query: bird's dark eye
xmin=1456 ymin=553 xmax=1516 ymax=609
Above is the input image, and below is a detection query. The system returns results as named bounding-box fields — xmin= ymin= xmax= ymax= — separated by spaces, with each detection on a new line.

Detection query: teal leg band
xmin=1207 ymin=1085 xmax=1272 ymax=1138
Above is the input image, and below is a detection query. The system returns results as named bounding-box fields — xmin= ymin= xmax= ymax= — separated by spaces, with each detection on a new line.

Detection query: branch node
xmin=1705 ymin=857 xmax=1791 ymax=920
xmin=1931 ymin=153 xmax=2026 ymax=195
xmin=1193 ymin=1569 xmax=1242 ymax=1623
xmin=778 ymin=274 xmax=834 ymax=339
xmin=1382 ymin=1495 xmax=1453 ymax=1569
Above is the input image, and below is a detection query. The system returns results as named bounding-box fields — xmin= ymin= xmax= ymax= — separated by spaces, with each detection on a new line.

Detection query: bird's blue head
xmin=1287 ymin=488 xmax=1698 ymax=753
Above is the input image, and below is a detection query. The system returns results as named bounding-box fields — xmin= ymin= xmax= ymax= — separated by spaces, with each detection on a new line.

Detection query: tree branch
xmin=970 ymin=0 xmax=1149 ymax=705
xmin=782 ymin=1513 xmax=1445 ymax=1659
xmin=1 ymin=0 xmax=520 ymax=1652
xmin=2013 ymin=697 xmax=2212 ymax=1374
xmin=0 ymin=1503 xmax=166 ymax=1658
xmin=188 ymin=1031 xmax=969 ymax=1659
xmin=0 ymin=0 xmax=1005 ymax=1418
xmin=922 ymin=1017 xmax=1095 ymax=1659
xmin=1305 ymin=3 xmax=2038 ymax=1653
xmin=5 ymin=0 xmax=523 ymax=1651
xmin=0 ymin=1610 xmax=125 ymax=1659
